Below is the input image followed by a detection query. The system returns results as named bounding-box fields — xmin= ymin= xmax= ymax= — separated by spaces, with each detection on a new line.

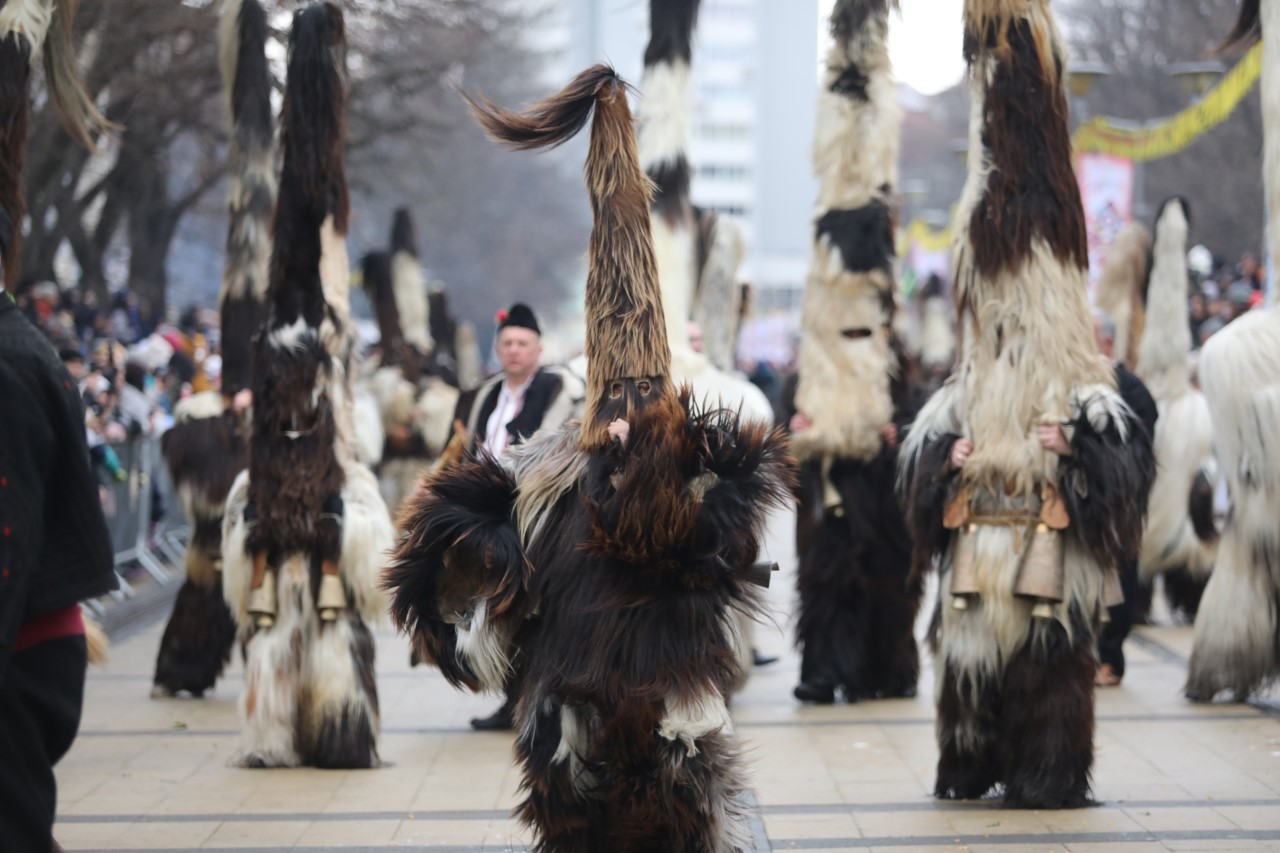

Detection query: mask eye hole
xmin=609 ymin=381 xmax=624 ymax=399
xmin=841 ymin=327 xmax=872 ymax=340
xmin=637 ymin=379 xmax=651 ymax=396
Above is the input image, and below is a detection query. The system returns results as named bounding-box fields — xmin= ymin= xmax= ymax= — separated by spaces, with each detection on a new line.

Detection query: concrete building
xmin=538 ymin=0 xmax=819 ymax=316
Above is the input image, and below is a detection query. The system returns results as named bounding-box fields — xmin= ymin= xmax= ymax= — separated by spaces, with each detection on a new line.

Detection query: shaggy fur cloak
xmin=386 ymin=65 xmax=793 ymax=852
xmin=220 ymin=2 xmax=394 ymax=769
xmin=900 ymin=0 xmax=1154 ymax=808
xmin=790 ymin=0 xmax=922 ymax=704
xmin=1185 ymin=0 xmax=1280 ymax=703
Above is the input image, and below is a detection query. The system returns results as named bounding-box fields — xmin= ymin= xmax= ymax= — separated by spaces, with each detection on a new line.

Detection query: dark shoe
xmin=793 ymin=681 xmax=836 ymax=704
xmin=752 ymin=649 xmax=779 ymax=666
xmin=470 ymin=705 xmax=514 ymax=731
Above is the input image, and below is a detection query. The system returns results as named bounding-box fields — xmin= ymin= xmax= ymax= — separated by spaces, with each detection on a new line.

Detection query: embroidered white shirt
xmin=483 ymin=374 xmax=534 ymax=458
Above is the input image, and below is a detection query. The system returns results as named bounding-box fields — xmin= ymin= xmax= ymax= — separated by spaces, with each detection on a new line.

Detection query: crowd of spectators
xmin=1187 ymin=251 xmax=1270 ymax=347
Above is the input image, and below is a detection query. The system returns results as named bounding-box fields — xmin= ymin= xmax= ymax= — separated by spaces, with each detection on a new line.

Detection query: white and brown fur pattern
xmin=692 ymin=212 xmax=747 ymax=373
xmin=1133 ymin=199 xmax=1217 ymax=603
xmin=221 ymin=2 xmax=393 ymax=769
xmin=789 ymin=0 xmax=921 ymax=705
xmin=389 ymin=65 xmax=793 ymax=852
xmin=1093 ymin=221 xmax=1151 ymax=372
xmin=901 ymin=0 xmax=1154 ymax=808
xmin=1185 ymin=0 xmax=1280 ymax=704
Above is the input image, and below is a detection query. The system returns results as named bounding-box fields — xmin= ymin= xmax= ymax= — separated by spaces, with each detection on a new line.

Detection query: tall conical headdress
xmin=262 ymin=0 xmax=349 ymax=351
xmin=951 ymin=0 xmax=1111 ymax=492
xmin=1135 ymin=198 xmax=1192 ymax=401
xmin=1093 ymin=221 xmax=1151 ymax=371
xmin=638 ymin=0 xmax=700 ymax=351
xmin=465 ymin=65 xmax=671 ymax=450
xmin=0 ymin=0 xmax=104 ymax=285
xmin=217 ymin=0 xmax=275 ymax=396
xmin=389 ymin=207 xmax=432 ymax=354
xmin=792 ymin=0 xmax=901 ymax=463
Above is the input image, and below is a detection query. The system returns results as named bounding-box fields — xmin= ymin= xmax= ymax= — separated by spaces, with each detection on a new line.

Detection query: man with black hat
xmin=452 ymin=302 xmax=583 ymax=730
xmin=456 ymin=303 xmax=583 ymax=461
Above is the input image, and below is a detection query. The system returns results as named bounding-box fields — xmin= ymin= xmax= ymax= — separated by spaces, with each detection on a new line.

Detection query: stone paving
xmin=55 ymin=510 xmax=1280 ymax=852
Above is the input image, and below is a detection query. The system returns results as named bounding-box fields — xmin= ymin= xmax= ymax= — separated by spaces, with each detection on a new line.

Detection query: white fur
xmin=508 ymin=422 xmax=589 ymax=547
xmin=658 ymin=686 xmax=733 ymax=759
xmin=637 ymin=60 xmax=691 ymax=172
xmin=391 ymin=250 xmax=432 ymax=353
xmin=1093 ymin=221 xmax=1151 ymax=369
xmin=297 ymin=614 xmax=380 ymax=757
xmin=652 ymin=213 xmax=698 ymax=351
xmin=1266 ymin=0 xmax=1280 ymax=284
xmin=235 ymin=583 xmax=303 ymax=767
xmin=919 ymin=296 xmax=956 ymax=372
xmin=414 ymin=376 xmax=460 ymax=456
xmin=693 ymin=215 xmax=747 ymax=373
xmin=319 ymin=214 xmax=350 ymax=348
xmin=454 ymin=320 xmax=483 ymax=392
xmin=338 ymin=460 xmax=395 ymax=623
xmin=455 ymin=600 xmax=512 ymax=694
xmin=671 ymin=347 xmax=774 ymax=424
xmin=1136 ymin=200 xmax=1192 ymax=401
xmin=0 ymin=0 xmax=53 ymax=61
xmin=1139 ymin=390 xmax=1217 ymax=580
xmin=351 ymin=388 xmax=385 ymax=467
xmin=174 ymin=390 xmax=226 ymax=423
xmin=268 ymin=316 xmax=314 ymax=352
xmin=221 ymin=470 xmax=254 ymax=625
xmin=552 ymin=703 xmax=600 ymax=796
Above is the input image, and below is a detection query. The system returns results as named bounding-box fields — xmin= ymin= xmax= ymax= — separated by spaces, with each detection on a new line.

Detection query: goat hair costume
xmin=789 ymin=0 xmax=921 ymax=705
xmin=900 ymin=0 xmax=1154 ymax=809
xmin=152 ymin=0 xmax=272 ymax=700
xmin=1093 ymin=221 xmax=1151 ymax=373
xmin=363 ymin=208 xmax=459 ymax=517
xmin=220 ymin=2 xmax=394 ymax=769
xmin=1185 ymin=0 xmax=1280 ymax=703
xmin=385 ymin=66 xmax=793 ymax=852
xmin=1133 ymin=198 xmax=1218 ymax=620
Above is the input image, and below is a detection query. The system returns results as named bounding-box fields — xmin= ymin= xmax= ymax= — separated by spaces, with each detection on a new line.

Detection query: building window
xmin=698 ymin=164 xmax=751 ymax=181
xmin=698 ymin=123 xmax=751 ymax=141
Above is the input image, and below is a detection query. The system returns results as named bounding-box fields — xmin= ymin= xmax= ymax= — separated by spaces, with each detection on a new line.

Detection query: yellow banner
xmin=901 ymin=217 xmax=951 ymax=253
xmin=1073 ymin=43 xmax=1262 ymax=162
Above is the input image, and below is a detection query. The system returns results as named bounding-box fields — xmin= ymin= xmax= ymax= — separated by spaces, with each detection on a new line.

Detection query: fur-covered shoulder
xmin=1060 ymin=383 xmax=1155 ymax=571
xmin=383 ymin=451 xmax=528 ymax=691
xmin=175 ymin=390 xmax=227 ymax=423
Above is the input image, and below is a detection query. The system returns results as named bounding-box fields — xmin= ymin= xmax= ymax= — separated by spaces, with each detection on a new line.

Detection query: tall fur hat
xmin=217 ymin=0 xmax=275 ymax=396
xmin=464 ymin=65 xmax=671 ymax=450
xmin=261 ymin=1 xmax=348 ymax=346
xmin=0 ymin=0 xmax=105 ymax=285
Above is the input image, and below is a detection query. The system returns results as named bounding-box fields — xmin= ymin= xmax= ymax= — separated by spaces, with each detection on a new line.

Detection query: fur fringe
xmin=692 ymin=213 xmax=746 ymax=372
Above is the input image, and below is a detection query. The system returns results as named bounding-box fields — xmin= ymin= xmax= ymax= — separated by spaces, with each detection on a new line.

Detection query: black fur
xmin=391 ymin=207 xmax=418 ymax=257
xmin=1220 ymin=0 xmax=1261 ymax=50
xmin=648 ymin=158 xmax=691 ymax=224
xmin=152 ymin=575 xmax=238 ymax=697
xmin=794 ymin=451 xmax=920 ymax=700
xmin=384 ymin=451 xmax=528 ymax=691
xmin=386 ymin=396 xmax=793 ymax=849
xmin=220 ymin=289 xmax=266 ymax=397
xmin=829 ymin=63 xmax=871 ymax=99
xmin=829 ymin=0 xmax=893 ymax=45
xmin=934 ymin=661 xmax=1001 ymax=800
xmin=300 ymin=618 xmax=379 ymax=769
xmin=642 ymin=0 xmax=701 ymax=67
xmin=1189 ymin=468 xmax=1219 ymax=543
xmin=1162 ymin=567 xmax=1208 ymax=621
xmin=1060 ymin=401 xmax=1157 ymax=572
xmin=902 ymin=430 xmax=962 ymax=583
xmin=815 ymin=202 xmax=895 ymax=275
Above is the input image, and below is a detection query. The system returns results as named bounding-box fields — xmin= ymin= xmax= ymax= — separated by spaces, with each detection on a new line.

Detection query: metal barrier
xmin=88 ymin=437 xmax=189 ymax=616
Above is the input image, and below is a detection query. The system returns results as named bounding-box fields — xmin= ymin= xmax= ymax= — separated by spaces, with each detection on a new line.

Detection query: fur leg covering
xmin=298 ymin=613 xmax=380 ymax=768
xmin=384 ymin=451 xmax=528 ymax=693
xmin=153 ymin=574 xmax=238 ymax=697
xmin=999 ymin=612 xmax=1097 ymax=809
xmin=795 ymin=452 xmax=919 ymax=700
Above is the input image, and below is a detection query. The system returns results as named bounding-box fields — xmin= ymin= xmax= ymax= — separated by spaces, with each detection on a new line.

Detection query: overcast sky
xmin=818 ymin=0 xmax=967 ymax=95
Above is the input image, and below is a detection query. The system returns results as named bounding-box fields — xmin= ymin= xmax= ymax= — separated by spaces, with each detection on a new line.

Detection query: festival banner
xmin=1076 ymin=152 xmax=1135 ymax=293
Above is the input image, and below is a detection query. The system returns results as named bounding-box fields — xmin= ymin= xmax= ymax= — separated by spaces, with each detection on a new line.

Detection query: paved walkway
xmin=56 ymin=511 xmax=1280 ymax=852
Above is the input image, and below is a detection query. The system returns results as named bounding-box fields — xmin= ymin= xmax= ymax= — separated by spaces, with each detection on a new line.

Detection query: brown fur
xmin=464 ymin=65 xmax=671 ymax=451
xmin=964 ymin=3 xmax=1088 ymax=281
xmin=0 ymin=36 xmax=32 ymax=286
xmin=1094 ymin=222 xmax=1151 ymax=370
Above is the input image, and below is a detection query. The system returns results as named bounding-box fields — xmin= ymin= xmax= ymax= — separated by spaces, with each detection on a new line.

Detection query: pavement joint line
xmin=58 ymin=797 xmax=1280 ymax=824
xmin=767 ymin=829 xmax=1280 ymax=848
xmin=71 ymin=709 xmax=1270 ymax=739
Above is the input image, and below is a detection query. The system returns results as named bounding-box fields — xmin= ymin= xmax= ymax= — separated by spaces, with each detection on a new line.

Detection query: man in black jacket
xmin=1095 ymin=313 xmax=1158 ymax=685
xmin=0 ymin=227 xmax=118 ymax=848
xmin=453 ymin=303 xmax=583 ymax=730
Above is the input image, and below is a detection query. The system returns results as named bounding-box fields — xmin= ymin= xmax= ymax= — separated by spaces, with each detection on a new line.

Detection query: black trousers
xmin=0 ymin=636 xmax=88 ymax=853
xmin=1097 ymin=558 xmax=1140 ymax=677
